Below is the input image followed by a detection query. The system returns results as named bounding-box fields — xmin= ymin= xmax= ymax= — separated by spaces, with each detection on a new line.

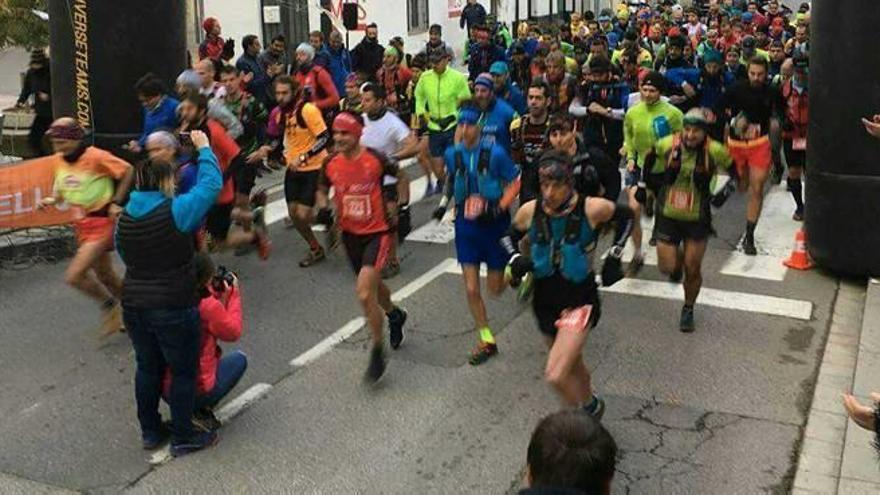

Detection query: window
xmin=408 ymin=0 xmax=429 ymax=33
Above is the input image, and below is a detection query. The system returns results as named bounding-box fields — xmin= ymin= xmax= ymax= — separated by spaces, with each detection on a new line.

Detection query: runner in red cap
xmin=316 ymin=111 xmax=410 ymax=384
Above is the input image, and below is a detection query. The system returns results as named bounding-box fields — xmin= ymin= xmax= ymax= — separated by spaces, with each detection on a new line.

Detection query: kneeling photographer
xmin=163 ymin=253 xmax=247 ymax=432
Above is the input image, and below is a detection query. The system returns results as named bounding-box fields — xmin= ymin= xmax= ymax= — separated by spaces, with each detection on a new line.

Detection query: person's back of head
xmin=526 ymin=411 xmax=617 ymax=494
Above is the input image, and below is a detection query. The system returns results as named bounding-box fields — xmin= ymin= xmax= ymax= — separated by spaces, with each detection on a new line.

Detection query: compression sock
xmin=479 ymin=327 xmax=496 ymax=344
xmin=745 ymin=221 xmax=757 ymax=242
xmin=787 ymin=178 xmax=804 ymax=211
xmin=308 ymin=238 xmax=321 ymax=251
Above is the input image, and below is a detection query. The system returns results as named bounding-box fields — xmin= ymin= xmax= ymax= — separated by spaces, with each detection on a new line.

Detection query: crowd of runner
xmin=29 ymin=0 xmax=812 ymax=480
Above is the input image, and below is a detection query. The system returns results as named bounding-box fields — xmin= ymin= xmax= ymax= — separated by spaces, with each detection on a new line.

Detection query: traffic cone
xmin=784 ymin=228 xmax=814 ymax=270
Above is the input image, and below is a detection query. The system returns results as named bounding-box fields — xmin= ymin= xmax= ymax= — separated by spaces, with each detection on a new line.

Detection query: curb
xmin=792 ymin=279 xmax=878 ymax=494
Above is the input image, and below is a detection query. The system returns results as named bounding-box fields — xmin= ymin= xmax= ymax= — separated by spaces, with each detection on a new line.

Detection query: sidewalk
xmin=793 ymin=278 xmax=880 ymax=494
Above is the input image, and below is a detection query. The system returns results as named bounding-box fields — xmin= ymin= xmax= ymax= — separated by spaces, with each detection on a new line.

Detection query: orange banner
xmin=0 ymin=157 xmax=83 ymax=229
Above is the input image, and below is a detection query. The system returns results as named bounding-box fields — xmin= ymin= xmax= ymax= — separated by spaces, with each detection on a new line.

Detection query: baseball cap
xmin=489 ymin=61 xmax=509 ymax=75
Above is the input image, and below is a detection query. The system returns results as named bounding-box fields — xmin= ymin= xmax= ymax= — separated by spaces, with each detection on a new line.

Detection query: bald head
xmin=195 ymin=59 xmax=216 ymax=89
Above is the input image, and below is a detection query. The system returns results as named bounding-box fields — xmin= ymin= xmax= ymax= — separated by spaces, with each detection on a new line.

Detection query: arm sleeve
xmin=172 ymin=147 xmax=223 ymax=232
xmin=201 ymin=291 xmax=243 ymax=342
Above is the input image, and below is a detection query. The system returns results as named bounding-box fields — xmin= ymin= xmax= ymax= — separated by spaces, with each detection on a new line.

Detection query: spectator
xmin=351 ymin=23 xmax=385 ymax=81
xmin=308 ymin=31 xmax=331 ymax=69
xmin=161 ymin=253 xmax=247 ymax=432
xmin=236 ymin=34 xmax=272 ymax=108
xmin=522 ymin=411 xmax=617 ymax=494
xmin=259 ymin=35 xmax=290 ymax=82
xmin=459 ymin=0 xmax=487 ymax=32
xmin=15 ymin=48 xmax=52 ymax=156
xmin=293 ymin=43 xmax=341 ymax=118
xmin=325 ymin=30 xmax=352 ymax=97
xmin=128 ymin=73 xmax=180 ymax=152
xmin=116 ymin=129 xmax=221 ymax=456
xmin=421 ymin=24 xmax=456 ymax=63
xmin=199 ymin=17 xmax=225 ymax=61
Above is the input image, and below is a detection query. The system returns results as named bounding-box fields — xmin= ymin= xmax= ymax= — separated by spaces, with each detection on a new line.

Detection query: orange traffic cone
xmin=784 ymin=228 xmax=813 ymax=270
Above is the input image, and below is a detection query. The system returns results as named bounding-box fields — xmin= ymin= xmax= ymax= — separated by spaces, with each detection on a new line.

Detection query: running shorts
xmin=454 ymin=215 xmax=510 ymax=271
xmin=284 ymin=169 xmax=320 ymax=207
xmin=428 ymin=129 xmax=456 ymax=158
xmin=342 ymin=231 xmax=392 ymax=274
xmin=532 ymin=273 xmax=602 ymax=338
xmin=74 ymin=216 xmax=115 ymax=250
xmin=205 ymin=203 xmax=234 ymax=241
xmin=654 ymin=212 xmax=712 ymax=245
xmin=727 ymin=135 xmax=771 ymax=178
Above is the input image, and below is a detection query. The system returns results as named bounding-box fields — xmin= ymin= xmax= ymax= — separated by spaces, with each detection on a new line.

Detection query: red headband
xmin=332 ymin=112 xmax=363 ymax=138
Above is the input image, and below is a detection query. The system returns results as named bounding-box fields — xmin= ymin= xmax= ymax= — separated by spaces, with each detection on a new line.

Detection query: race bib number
xmin=792 ymin=137 xmax=807 ymax=151
xmin=342 ymin=195 xmax=371 ymax=222
xmin=666 ymin=186 xmax=694 ymax=212
xmin=463 ymin=195 xmax=487 ymax=220
xmin=555 ymin=305 xmax=594 ymax=334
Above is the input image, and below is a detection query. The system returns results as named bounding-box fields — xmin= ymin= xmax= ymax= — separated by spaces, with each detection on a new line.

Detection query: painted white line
xmin=754 ymin=185 xmax=800 ymax=259
xmin=720 ymin=252 xmax=788 ymax=281
xmin=215 ymin=383 xmax=272 ymax=423
xmin=148 ymin=382 xmax=273 ymax=465
xmin=443 ymin=264 xmax=489 ymax=277
xmin=289 ymin=257 xmax=458 ymax=368
xmin=601 ymin=278 xmax=813 ymax=320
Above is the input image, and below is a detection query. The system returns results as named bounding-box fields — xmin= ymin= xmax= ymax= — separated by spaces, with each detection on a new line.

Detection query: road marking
xmin=407 ymin=216 xmax=455 ymax=244
xmin=602 ymin=278 xmax=813 ymax=320
xmin=289 ymin=257 xmax=458 ymax=368
xmin=720 ymin=252 xmax=788 ymax=281
xmin=148 ymin=382 xmax=273 ymax=465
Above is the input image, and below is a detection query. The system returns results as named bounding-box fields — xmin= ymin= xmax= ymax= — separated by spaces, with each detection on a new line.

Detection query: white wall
xmin=203 ymin=0 xmax=263 ymax=54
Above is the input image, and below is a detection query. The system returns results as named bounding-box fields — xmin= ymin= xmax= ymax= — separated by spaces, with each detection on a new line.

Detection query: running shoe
xmin=388 ymin=307 xmax=408 ymax=350
xmin=792 ymin=208 xmax=804 ymax=222
xmin=469 ymin=341 xmax=499 ymax=366
xmin=742 ymin=236 xmax=757 ymax=256
xmin=381 ymin=261 xmax=401 ymax=279
xmin=252 ymin=206 xmax=272 ymax=260
xmin=192 ymin=408 xmax=222 ymax=432
xmin=517 ymin=273 xmax=534 ymax=303
xmin=299 ymin=247 xmax=326 ymax=267
xmin=581 ymin=394 xmax=606 ymax=421
xmin=170 ymin=430 xmax=218 ymax=458
xmin=680 ymin=305 xmax=696 ymax=333
xmin=100 ymin=302 xmax=124 ymax=338
xmin=627 ymin=254 xmax=645 ymax=277
xmin=142 ymin=422 xmax=171 ymax=450
xmin=365 ymin=345 xmax=388 ymax=384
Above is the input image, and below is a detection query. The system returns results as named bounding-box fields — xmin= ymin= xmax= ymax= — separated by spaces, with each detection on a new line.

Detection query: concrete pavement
xmin=0 ymin=168 xmax=855 ymax=493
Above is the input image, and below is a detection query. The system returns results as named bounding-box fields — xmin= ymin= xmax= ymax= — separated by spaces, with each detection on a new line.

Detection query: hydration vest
xmin=453 ymin=144 xmax=503 ymax=204
xmin=530 ymin=195 xmax=595 ymax=283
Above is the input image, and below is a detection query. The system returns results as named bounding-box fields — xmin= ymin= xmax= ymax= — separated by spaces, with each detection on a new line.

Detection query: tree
xmin=0 ymin=0 xmax=49 ymax=50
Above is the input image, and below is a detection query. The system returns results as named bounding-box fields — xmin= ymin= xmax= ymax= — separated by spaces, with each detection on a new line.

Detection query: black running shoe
xmin=142 ymin=422 xmax=171 ymax=450
xmin=742 ymin=236 xmax=757 ymax=256
xmin=365 ymin=345 xmax=387 ymax=384
xmin=388 ymin=308 xmax=407 ymax=350
xmin=680 ymin=305 xmax=695 ymax=333
xmin=170 ymin=430 xmax=218 ymax=457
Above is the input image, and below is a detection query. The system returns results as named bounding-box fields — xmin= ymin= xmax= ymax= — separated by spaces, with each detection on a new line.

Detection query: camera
xmin=211 ymin=265 xmax=236 ymax=293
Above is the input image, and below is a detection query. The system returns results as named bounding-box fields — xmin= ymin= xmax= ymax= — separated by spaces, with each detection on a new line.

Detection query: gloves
xmin=509 ymin=254 xmax=534 ymax=279
xmin=397 ymin=205 xmax=412 ymax=242
xmin=316 ymin=208 xmax=334 ymax=227
xmin=432 ymin=206 xmax=447 ymax=222
xmin=601 ymin=255 xmax=624 ymax=287
xmin=710 ymin=178 xmax=736 ymax=208
xmin=635 ymin=181 xmax=647 ymax=204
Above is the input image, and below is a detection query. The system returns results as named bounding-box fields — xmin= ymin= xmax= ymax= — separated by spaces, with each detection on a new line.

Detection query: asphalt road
xmin=0 ymin=166 xmax=839 ymax=494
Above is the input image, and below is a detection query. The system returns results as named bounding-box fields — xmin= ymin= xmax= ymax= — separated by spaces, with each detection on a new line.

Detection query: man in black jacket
xmin=350 ymin=23 xmax=385 ymax=81
xmin=15 ymin=49 xmax=52 ymax=156
xmin=460 ymin=0 xmax=487 ymax=32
